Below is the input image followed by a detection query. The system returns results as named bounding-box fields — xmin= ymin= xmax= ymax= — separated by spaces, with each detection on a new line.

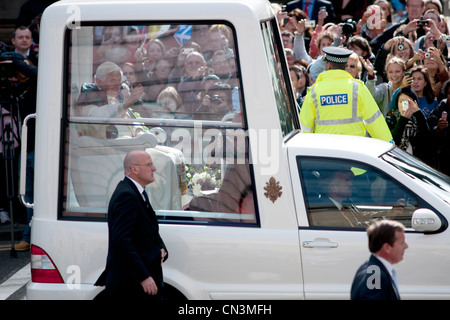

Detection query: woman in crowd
xmin=122 ymin=62 xmax=139 ymax=88
xmin=143 ymin=56 xmax=173 ymax=102
xmin=135 ymin=38 xmax=166 ymax=78
xmin=346 ymin=53 xmax=363 ymax=79
xmin=289 ymin=64 xmax=309 ymax=109
xmin=364 ymin=56 xmax=406 ymax=118
xmin=390 ymin=87 xmax=433 ymax=165
xmin=409 ymin=65 xmax=439 ymax=118
xmin=347 ymin=36 xmax=374 ymax=81
xmin=153 ymin=86 xmax=187 ymax=119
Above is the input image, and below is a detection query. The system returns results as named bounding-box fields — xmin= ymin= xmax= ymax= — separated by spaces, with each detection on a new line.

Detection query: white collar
xmin=374 ymin=253 xmax=396 ymax=278
xmin=328 ymin=197 xmax=343 ymax=211
xmin=126 ymin=176 xmax=146 ymax=200
xmin=15 ymin=48 xmax=30 ymax=57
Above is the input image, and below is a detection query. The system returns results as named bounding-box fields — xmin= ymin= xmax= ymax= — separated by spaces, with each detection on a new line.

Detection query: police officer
xmin=300 ymin=47 xmax=393 ymax=143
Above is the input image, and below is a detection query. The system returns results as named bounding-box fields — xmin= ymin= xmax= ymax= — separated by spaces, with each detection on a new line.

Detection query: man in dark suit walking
xmin=285 ymin=0 xmax=335 ymax=25
xmin=351 ymin=220 xmax=408 ymax=300
xmin=95 ymin=149 xmax=168 ymax=300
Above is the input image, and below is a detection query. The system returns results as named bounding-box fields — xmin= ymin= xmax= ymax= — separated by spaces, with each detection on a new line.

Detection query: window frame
xmin=260 ymin=18 xmax=300 ymax=137
xmin=296 ymin=155 xmax=436 ymax=231
xmin=58 ymin=20 xmax=260 ymax=227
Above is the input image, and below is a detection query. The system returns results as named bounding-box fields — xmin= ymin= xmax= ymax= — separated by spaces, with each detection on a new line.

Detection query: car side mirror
xmin=411 ymin=209 xmax=442 ymax=233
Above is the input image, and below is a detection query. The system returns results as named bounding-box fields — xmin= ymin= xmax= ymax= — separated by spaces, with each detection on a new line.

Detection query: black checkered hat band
xmin=325 ymin=55 xmax=348 ymax=64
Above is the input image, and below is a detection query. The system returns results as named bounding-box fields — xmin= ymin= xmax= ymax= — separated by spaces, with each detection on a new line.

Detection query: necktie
xmin=304 ymin=1 xmax=310 ymax=18
xmin=142 ymin=190 xmax=150 ymax=207
xmin=391 ymin=268 xmax=400 ymax=298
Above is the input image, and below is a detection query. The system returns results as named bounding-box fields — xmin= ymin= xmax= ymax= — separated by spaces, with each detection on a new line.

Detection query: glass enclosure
xmin=297 ymin=156 xmax=431 ymax=229
xmin=62 ymin=22 xmax=257 ymax=225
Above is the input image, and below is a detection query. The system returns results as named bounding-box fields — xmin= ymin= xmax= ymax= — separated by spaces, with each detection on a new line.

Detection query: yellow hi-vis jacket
xmin=300 ymin=70 xmax=393 ymax=143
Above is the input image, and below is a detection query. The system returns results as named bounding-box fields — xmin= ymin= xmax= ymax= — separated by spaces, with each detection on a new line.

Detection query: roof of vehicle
xmin=287 ymin=132 xmax=395 ymax=159
xmin=46 ymin=0 xmax=275 ymax=22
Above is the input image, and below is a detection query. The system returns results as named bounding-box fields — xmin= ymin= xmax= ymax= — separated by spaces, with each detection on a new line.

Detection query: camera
xmin=442 ymin=35 xmax=450 ymax=43
xmin=305 ymin=20 xmax=316 ymax=28
xmin=210 ymin=94 xmax=224 ymax=106
xmin=401 ymin=100 xmax=409 ymax=112
xmin=0 ymin=54 xmax=18 ymax=101
xmin=340 ymin=19 xmax=357 ymax=37
xmin=417 ymin=17 xmax=429 ymax=28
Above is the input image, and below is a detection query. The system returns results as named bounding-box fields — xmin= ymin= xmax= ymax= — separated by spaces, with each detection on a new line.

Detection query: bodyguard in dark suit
xmin=351 ymin=220 xmax=408 ymax=300
xmin=285 ymin=0 xmax=336 ymax=25
xmin=95 ymin=150 xmax=168 ymax=300
xmin=309 ymin=168 xmax=365 ymax=228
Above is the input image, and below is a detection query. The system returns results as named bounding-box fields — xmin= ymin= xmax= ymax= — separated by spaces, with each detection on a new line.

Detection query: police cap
xmin=322 ymin=47 xmax=353 ymax=64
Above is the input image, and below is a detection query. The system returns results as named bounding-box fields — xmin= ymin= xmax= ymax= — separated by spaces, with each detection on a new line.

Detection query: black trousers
xmin=94 ymin=284 xmax=165 ymax=301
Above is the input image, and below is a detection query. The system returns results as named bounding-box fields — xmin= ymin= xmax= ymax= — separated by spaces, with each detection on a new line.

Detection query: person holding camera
xmin=370 ymin=0 xmax=425 ymax=55
xmin=285 ymin=0 xmax=336 ymax=25
xmin=413 ymin=9 xmax=447 ymax=52
xmin=194 ymin=82 xmax=235 ymax=121
xmin=357 ymin=3 xmax=391 ymax=41
xmin=373 ymin=36 xmax=415 ymax=83
xmin=389 ymin=86 xmax=433 ymax=165
xmin=422 ymin=45 xmax=449 ymax=99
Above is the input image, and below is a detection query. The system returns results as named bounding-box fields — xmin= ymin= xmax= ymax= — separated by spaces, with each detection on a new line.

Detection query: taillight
xmin=30 ymin=245 xmax=64 ymax=283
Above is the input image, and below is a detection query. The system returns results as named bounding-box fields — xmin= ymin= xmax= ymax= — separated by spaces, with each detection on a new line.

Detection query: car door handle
xmin=302 ymin=241 xmax=338 ymax=248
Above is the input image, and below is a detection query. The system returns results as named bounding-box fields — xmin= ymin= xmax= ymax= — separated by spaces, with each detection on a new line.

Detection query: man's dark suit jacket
xmin=351 ymin=254 xmax=400 ymax=300
xmin=308 ymin=197 xmax=364 ymax=228
xmin=285 ymin=0 xmax=336 ymax=25
xmin=95 ymin=177 xmax=168 ymax=299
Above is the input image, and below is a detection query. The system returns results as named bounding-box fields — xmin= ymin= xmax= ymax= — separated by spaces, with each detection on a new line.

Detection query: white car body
xmin=24 ymin=0 xmax=450 ymax=300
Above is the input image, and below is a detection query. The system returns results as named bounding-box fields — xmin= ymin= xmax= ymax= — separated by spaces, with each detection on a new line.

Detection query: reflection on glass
xmin=298 ymin=157 xmax=420 ymax=228
xmin=64 ymin=23 xmax=257 ymax=225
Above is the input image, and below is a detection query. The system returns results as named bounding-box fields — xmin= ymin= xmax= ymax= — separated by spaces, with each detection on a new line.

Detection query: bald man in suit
xmin=95 ymin=150 xmax=168 ymax=300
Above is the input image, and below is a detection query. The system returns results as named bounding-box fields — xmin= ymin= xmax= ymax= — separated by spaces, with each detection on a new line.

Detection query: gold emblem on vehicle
xmin=264 ymin=177 xmax=282 ymax=203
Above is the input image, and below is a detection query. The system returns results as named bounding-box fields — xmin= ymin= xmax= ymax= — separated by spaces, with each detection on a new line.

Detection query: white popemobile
xmin=23 ymin=0 xmax=450 ymax=300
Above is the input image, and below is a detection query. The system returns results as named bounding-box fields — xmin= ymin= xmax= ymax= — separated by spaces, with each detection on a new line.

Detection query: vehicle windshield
xmin=383 ymin=148 xmax=450 ymax=201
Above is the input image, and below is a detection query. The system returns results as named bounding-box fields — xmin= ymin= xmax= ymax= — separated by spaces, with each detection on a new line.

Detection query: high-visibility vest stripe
xmin=364 ymin=109 xmax=382 ymax=125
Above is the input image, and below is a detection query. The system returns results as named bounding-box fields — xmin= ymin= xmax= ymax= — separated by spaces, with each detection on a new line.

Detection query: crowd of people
xmin=77 ymin=23 xmax=241 ymax=127
xmin=1 ymin=0 xmax=450 ymax=239
xmin=0 ymin=0 xmax=51 ymax=251
xmin=277 ymin=0 xmax=450 ymax=176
